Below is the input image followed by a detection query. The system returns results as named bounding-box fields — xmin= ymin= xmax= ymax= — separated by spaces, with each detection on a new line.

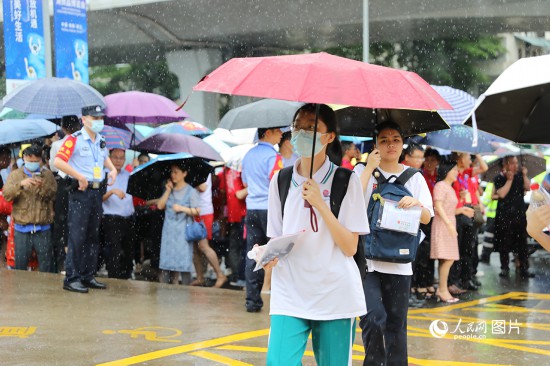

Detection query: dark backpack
xmin=277 ymin=166 xmax=366 ymax=279
xmin=364 ymin=167 xmax=422 ymax=263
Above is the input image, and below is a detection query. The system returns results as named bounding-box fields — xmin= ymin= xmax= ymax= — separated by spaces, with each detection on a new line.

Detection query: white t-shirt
xmin=198 ymin=174 xmax=214 ymax=216
xmin=267 ymin=157 xmax=369 ymax=320
xmin=354 ymin=164 xmax=434 ymax=276
xmin=49 ymin=138 xmax=67 ymax=177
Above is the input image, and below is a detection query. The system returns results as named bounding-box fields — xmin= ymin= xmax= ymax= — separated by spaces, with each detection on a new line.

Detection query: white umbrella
xmin=464 ymin=54 xmax=550 ymax=144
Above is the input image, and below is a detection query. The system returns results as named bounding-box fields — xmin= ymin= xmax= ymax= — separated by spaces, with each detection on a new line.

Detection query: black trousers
xmin=51 ymin=176 xmax=70 ymax=272
xmin=412 ymin=222 xmax=435 ymax=288
xmin=245 ymin=209 xmax=268 ymax=311
xmin=360 ymin=271 xmax=411 ymax=366
xmin=102 ymin=215 xmax=136 ymax=279
xmin=227 ymin=221 xmax=245 ymax=282
xmin=65 ymin=189 xmax=103 ymax=284
xmin=449 ymin=214 xmax=476 ymax=286
xmin=495 ymin=215 xmax=528 ymax=272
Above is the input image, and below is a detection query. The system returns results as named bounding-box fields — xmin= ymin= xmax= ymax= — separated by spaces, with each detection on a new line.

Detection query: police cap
xmin=82 ymin=105 xmax=106 ymax=117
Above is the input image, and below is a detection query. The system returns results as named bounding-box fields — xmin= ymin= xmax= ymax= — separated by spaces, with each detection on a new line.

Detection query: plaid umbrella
xmin=2 ymin=77 xmax=105 ymax=116
xmin=101 ymin=125 xmax=142 ymax=150
xmin=430 ymin=85 xmax=476 ymax=125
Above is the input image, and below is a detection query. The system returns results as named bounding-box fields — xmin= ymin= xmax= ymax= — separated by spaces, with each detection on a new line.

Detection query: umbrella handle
xmin=309 ymin=104 xmax=321 ymax=179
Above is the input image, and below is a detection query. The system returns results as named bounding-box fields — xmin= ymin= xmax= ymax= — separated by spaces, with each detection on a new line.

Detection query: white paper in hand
xmin=249 ymin=230 xmax=306 ymax=271
xmin=378 ymin=199 xmax=421 ymax=236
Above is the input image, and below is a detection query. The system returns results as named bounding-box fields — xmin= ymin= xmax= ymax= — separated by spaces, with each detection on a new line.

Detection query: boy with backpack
xmin=354 ymin=121 xmax=433 ymax=366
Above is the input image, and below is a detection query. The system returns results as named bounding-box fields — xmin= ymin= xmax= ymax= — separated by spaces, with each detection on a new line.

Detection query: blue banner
xmin=3 ymin=0 xmax=46 ymax=91
xmin=53 ymin=0 xmax=88 ymax=83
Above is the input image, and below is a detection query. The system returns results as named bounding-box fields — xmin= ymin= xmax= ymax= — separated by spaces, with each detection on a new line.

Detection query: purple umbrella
xmin=104 ymin=91 xmax=189 ymax=129
xmin=133 ymin=133 xmax=222 ymax=161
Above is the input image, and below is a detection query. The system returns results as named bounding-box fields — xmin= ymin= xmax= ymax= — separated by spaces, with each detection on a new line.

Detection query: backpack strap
xmin=277 ymin=166 xmax=294 ymax=218
xmin=330 ymin=167 xmax=352 ymax=217
xmin=395 ymin=167 xmax=421 ymax=186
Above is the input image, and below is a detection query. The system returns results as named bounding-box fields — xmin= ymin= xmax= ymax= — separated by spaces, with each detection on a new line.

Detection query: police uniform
xmin=56 ymin=105 xmax=109 ymax=292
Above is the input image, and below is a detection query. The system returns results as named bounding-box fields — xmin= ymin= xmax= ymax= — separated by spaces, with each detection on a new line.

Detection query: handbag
xmin=473 ymin=204 xmax=485 ymax=226
xmin=185 ymin=217 xmax=207 ymax=242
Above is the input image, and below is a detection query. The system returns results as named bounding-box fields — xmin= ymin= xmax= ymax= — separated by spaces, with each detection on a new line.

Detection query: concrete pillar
xmin=166 ymin=49 xmax=223 ymax=129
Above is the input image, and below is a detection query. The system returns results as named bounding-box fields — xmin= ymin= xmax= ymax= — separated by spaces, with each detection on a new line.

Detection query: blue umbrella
xmin=431 ymin=85 xmax=476 ymax=125
xmin=0 ymin=119 xmax=58 ymax=144
xmin=2 ymin=77 xmax=105 ymax=116
xmin=417 ymin=124 xmax=507 ymax=154
xmin=127 ymin=153 xmax=213 ymax=200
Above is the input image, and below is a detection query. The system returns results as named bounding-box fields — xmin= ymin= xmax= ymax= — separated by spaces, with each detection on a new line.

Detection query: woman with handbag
xmin=157 ymin=162 xmax=199 ymax=285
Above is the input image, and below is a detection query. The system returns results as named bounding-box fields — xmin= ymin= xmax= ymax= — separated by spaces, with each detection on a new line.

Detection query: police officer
xmin=54 ymin=105 xmax=117 ymax=293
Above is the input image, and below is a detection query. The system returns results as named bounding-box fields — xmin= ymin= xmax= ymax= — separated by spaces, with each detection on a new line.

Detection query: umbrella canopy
xmin=202 ymin=134 xmax=232 ymax=154
xmin=220 ymin=144 xmax=254 ymax=172
xmin=151 ymin=121 xmax=212 ymax=137
xmin=133 ymin=133 xmax=222 ymax=161
xmin=212 ymin=128 xmax=257 ymax=145
xmin=219 ymin=99 xmax=303 ymax=130
xmin=0 ymin=119 xmax=58 ymax=144
xmin=482 ymin=153 xmax=546 ymax=182
xmin=194 ymin=53 xmax=451 ymax=112
xmin=127 ymin=153 xmax=213 ymax=200
xmin=101 ymin=125 xmax=142 ymax=150
xmin=104 ymin=91 xmax=189 ymax=128
xmin=416 ymin=124 xmax=509 ymax=154
xmin=0 ymin=107 xmax=27 ymax=120
xmin=464 ymin=54 xmax=550 ymax=143
xmin=335 ymin=107 xmax=449 ymax=137
xmin=430 ymin=85 xmax=476 ymax=125
xmin=2 ymin=77 xmax=105 ymax=116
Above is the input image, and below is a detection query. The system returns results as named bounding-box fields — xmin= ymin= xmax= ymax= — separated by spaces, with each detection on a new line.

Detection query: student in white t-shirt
xmin=261 ymin=104 xmax=368 ymax=366
xmin=354 ymin=121 xmax=433 ymax=366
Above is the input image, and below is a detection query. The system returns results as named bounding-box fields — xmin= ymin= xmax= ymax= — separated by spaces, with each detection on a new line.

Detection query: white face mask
xmin=89 ymin=119 xmax=104 ymax=133
xmin=290 ymin=130 xmax=327 ymax=157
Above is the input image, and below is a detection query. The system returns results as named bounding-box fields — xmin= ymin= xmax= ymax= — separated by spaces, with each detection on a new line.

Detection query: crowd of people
xmin=0 ymin=102 xmax=547 ymax=365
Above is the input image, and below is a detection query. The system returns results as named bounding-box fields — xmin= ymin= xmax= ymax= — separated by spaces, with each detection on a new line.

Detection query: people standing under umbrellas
xmin=493 ymin=156 xmax=533 ymax=278
xmin=55 ymin=105 xmax=117 ymax=293
xmin=101 ymin=148 xmax=136 ymax=279
xmin=263 ymin=104 xmax=368 ymax=365
xmin=189 ymin=174 xmax=228 ymax=288
xmin=241 ymin=127 xmax=283 ymax=312
xmin=3 ymin=144 xmax=57 ymax=273
xmin=448 ymin=152 xmax=487 ymax=292
xmin=156 ymin=163 xmax=198 ymax=285
xmin=49 ymin=115 xmax=81 ymax=273
xmin=431 ymin=161 xmax=461 ymax=303
xmin=355 ymin=121 xmax=433 ymax=366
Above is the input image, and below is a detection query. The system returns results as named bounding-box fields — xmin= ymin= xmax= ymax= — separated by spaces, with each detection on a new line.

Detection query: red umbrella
xmin=194 ymin=52 xmax=451 ymax=112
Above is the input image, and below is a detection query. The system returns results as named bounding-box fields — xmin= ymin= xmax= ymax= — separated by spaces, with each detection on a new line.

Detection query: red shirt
xmin=341 ymin=158 xmax=354 ymax=170
xmin=422 ymin=169 xmax=437 ymax=197
xmin=220 ymin=167 xmax=246 ymax=223
xmin=452 ymin=167 xmax=480 ymax=208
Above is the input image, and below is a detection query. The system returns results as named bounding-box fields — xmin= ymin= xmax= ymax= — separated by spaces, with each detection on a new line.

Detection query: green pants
xmin=267 ymin=315 xmax=355 ymax=366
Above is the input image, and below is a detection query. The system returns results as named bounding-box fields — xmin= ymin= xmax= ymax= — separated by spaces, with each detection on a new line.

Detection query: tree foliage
xmin=89 ymin=61 xmax=180 ymax=99
xmin=320 ymin=36 xmax=505 ymax=93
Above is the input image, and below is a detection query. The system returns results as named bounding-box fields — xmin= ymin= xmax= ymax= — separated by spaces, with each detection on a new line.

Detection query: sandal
xmin=448 ymin=284 xmax=467 ymax=295
xmin=416 ymin=288 xmax=434 ymax=300
xmin=436 ymin=291 xmax=459 ymax=303
xmin=190 ymin=279 xmax=206 ymax=287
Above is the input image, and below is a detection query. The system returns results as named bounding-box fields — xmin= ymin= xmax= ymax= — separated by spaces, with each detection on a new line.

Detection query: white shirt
xmin=267 ymin=157 xmax=369 ymax=320
xmin=198 ymin=174 xmax=214 ymax=216
xmin=103 ymin=169 xmax=135 ymax=217
xmin=49 ymin=138 xmax=67 ymax=177
xmin=354 ymin=164 xmax=434 ymax=276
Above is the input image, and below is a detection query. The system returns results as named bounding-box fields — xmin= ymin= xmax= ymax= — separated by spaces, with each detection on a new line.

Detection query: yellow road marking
xmin=189 ymin=350 xmax=253 ymax=365
xmin=96 ymin=329 xmax=269 ymax=366
xmin=408 ymin=357 xmax=510 ymax=366
xmin=408 ymin=292 xmax=526 ymax=314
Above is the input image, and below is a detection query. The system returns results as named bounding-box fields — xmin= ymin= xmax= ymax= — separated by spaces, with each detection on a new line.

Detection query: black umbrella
xmin=335 ymin=107 xmax=449 ymax=137
xmin=482 ymin=153 xmax=546 ymax=182
xmin=127 ymin=153 xmax=213 ymax=200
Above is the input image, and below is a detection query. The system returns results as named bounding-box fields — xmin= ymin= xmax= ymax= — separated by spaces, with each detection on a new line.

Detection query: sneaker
xmin=230 ymin=279 xmax=246 ymax=287
xmin=498 ymin=270 xmax=510 ymax=278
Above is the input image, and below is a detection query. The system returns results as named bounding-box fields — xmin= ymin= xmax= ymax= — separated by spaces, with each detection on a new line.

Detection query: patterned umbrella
xmin=2 ymin=77 xmax=105 ymax=116
xmin=430 ymin=85 xmax=476 ymax=125
xmin=101 ymin=125 xmax=142 ymax=150
xmin=151 ymin=121 xmax=212 ymax=137
xmin=417 ymin=124 xmax=508 ymax=154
